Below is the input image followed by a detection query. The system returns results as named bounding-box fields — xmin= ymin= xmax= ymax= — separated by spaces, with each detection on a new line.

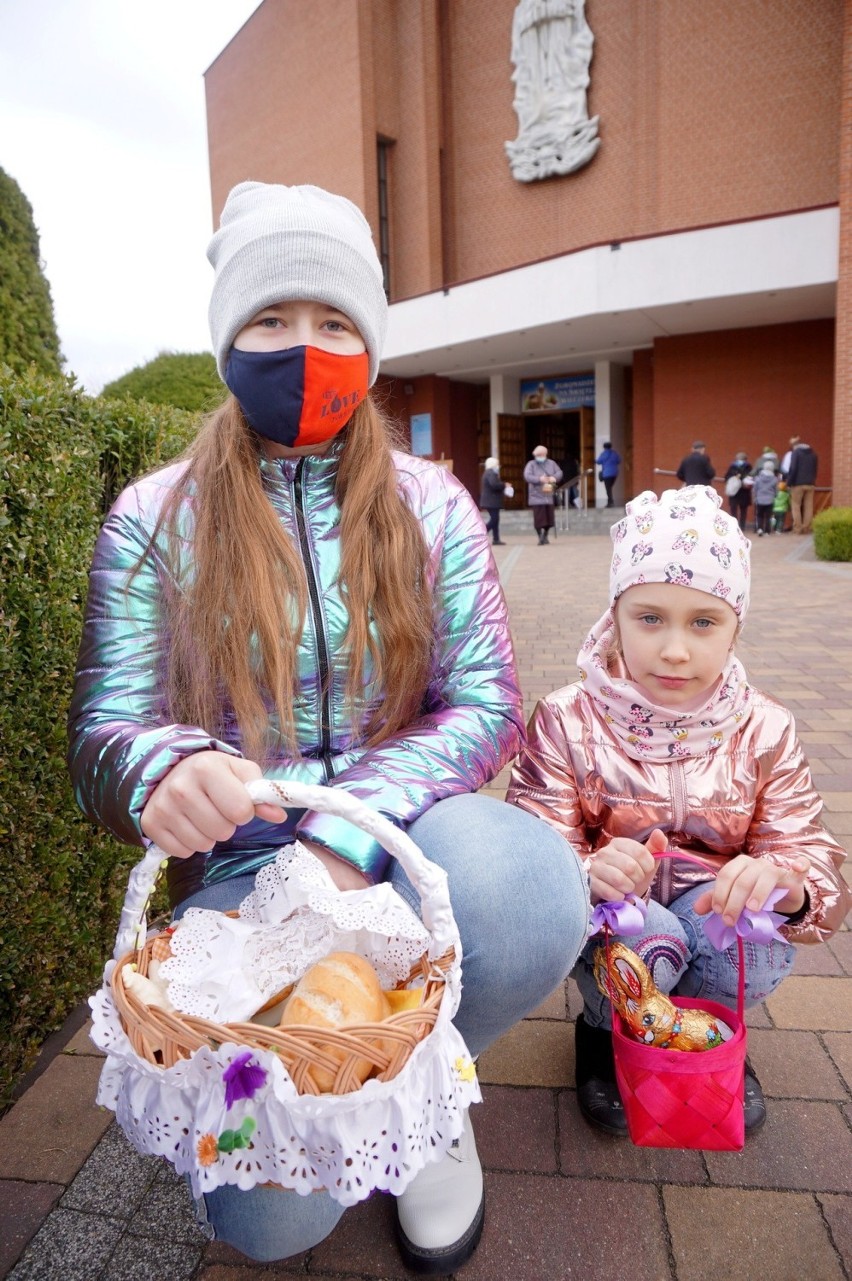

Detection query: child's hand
xmin=590 ymin=828 xmax=666 ymax=904
xmin=693 ymin=854 xmax=810 ymax=925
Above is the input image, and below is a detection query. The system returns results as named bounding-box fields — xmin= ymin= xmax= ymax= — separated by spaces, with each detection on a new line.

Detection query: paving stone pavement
xmin=1 ymin=527 xmax=850 ymax=1280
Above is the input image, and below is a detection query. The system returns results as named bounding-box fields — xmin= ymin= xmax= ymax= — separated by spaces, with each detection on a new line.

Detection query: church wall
xmin=652 ymin=320 xmax=836 ymax=491
xmin=206 ymin=2 xmax=842 ymax=293
xmin=439 ymin=0 xmax=841 ymax=286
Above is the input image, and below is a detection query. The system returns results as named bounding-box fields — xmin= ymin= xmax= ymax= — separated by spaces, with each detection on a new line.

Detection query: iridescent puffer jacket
xmin=507 ymin=683 xmax=849 ymax=944
xmin=68 ymin=450 xmax=524 ymax=906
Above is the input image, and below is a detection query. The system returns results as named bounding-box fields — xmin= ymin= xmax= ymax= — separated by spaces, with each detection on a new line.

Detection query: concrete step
xmin=496 ymin=506 xmax=625 ymax=535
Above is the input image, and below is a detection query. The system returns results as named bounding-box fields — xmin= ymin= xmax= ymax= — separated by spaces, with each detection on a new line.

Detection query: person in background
xmin=564 ymin=454 xmax=581 ymax=508
xmin=595 ymin=441 xmax=621 ymax=508
xmin=68 ymin=180 xmax=590 ymax=1272
xmin=507 ymin=485 xmax=849 ymax=1138
xmin=524 ymin=444 xmax=563 ymax=544
xmin=752 ymin=460 xmax=778 ymax=537
xmin=756 ymin=444 xmax=779 ymax=473
xmin=723 ymin=451 xmax=752 ymax=531
xmin=787 ymin=440 xmax=819 ymax=535
xmin=780 ymin=436 xmax=799 ymax=480
xmin=772 ymin=479 xmax=791 ymax=534
xmin=676 ymin=440 xmax=715 ymax=486
xmin=479 ymin=455 xmax=509 ymax=545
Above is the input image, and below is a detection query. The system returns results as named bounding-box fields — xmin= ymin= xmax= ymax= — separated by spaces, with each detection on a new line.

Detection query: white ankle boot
xmin=395 ymin=1116 xmax=485 ymax=1273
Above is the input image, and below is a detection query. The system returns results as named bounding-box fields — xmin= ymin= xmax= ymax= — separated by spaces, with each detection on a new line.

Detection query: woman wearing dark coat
xmin=723 ymin=451 xmax=753 ymax=531
xmin=479 ymin=456 xmax=508 ymax=544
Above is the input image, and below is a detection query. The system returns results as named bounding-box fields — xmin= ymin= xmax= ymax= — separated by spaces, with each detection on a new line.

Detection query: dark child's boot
xmin=574 ymin=1014 xmax=627 ymax=1136
xmin=744 ymin=1057 xmax=767 ymax=1134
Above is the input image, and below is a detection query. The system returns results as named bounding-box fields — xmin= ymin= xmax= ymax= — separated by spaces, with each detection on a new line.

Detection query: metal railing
xmin=652 ymin=468 xmax=833 ymax=512
xmin=554 ymin=469 xmax=595 ymax=531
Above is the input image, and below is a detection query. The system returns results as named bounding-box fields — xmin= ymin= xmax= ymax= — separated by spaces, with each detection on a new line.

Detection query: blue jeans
xmin=175 ymin=793 xmax=589 ymax=1262
xmin=574 ymin=883 xmax=795 ymax=1031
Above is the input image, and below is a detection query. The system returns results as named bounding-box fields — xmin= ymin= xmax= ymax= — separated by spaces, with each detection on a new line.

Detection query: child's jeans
xmin=573 ymin=883 xmax=795 ymax=1031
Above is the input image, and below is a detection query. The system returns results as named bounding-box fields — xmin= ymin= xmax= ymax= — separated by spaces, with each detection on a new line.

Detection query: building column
xmin=489 ymin=374 xmax=520 ymax=455
xmin=833 ymin=0 xmax=852 ymax=506
xmin=594 ymin=361 xmax=627 ymax=506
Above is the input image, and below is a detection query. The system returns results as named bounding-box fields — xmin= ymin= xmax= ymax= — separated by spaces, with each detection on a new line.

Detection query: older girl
xmin=69 ymin=182 xmax=589 ymax=1268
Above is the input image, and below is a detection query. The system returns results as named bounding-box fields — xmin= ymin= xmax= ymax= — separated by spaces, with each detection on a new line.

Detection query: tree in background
xmin=102 ymin=351 xmax=224 ymax=412
xmin=0 ymin=167 xmax=62 ymax=376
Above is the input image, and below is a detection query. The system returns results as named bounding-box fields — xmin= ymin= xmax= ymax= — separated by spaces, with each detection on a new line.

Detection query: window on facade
xmin=377 ymin=138 xmax=393 ymax=297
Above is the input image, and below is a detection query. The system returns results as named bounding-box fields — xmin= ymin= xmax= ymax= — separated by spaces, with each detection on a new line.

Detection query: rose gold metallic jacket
xmin=507 ymin=682 xmax=849 ymax=944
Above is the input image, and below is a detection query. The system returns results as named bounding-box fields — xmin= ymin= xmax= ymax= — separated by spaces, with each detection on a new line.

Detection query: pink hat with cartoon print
xmin=609 ymin=486 xmax=751 ymax=620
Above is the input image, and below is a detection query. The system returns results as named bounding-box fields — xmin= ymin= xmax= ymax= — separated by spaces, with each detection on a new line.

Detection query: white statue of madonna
xmin=506 ymin=0 xmax=600 ymax=183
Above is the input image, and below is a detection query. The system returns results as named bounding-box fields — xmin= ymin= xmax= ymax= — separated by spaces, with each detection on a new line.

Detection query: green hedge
xmin=102 ymin=351 xmax=224 ymax=414
xmin=0 ymin=168 xmax=62 ymax=376
xmin=0 ymin=365 xmax=198 ymax=1105
xmin=813 ymin=507 xmax=852 ymax=562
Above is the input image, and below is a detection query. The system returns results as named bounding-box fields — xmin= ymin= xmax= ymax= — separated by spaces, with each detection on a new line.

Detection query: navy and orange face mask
xmin=225 ymin=346 xmax=369 ymax=449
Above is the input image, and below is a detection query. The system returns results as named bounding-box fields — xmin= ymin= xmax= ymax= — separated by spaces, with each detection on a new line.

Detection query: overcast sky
xmin=0 ymin=0 xmax=262 ymax=393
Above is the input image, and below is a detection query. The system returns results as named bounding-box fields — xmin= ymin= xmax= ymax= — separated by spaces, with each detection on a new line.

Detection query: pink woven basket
xmin=607 ymin=850 xmax=747 ymax=1152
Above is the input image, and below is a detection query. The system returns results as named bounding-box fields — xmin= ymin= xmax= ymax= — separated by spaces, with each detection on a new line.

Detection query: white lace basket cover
xmin=89 ymin=780 xmax=480 ymax=1207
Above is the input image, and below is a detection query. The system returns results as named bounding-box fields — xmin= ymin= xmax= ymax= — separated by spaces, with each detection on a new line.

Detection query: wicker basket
xmin=91 ymin=779 xmax=478 ymax=1205
xmin=112 ymin=918 xmax=451 ymax=1094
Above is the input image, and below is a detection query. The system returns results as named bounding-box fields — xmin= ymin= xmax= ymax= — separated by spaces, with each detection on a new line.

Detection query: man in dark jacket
xmin=676 ymin=441 xmax=716 ymax=486
xmin=786 ymin=442 xmax=819 ymax=534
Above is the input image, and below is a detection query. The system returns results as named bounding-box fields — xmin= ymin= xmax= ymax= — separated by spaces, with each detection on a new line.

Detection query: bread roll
xmin=279 ymin=951 xmax=390 ymax=1092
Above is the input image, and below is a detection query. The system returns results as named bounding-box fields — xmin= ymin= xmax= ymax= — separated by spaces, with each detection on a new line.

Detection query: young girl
xmin=69 ymin=181 xmax=589 ymax=1268
xmin=507 ymin=485 xmax=849 ymax=1136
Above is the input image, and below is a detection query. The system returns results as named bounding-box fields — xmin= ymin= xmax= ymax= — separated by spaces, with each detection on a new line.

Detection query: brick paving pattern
xmin=1 ymin=526 xmax=850 ymax=1280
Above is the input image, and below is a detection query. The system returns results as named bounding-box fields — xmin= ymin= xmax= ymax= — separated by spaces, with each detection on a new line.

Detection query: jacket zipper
xmin=292 ymin=459 xmax=334 ymax=782
xmin=662 ymin=760 xmax=690 ymax=905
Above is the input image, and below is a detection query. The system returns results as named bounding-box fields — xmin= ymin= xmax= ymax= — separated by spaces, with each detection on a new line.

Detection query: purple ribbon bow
xmin=703 ymin=885 xmax=789 ymax=952
xmin=589 ymin=895 xmax=648 ymax=937
xmin=223 ymin=1051 xmax=267 ymax=1109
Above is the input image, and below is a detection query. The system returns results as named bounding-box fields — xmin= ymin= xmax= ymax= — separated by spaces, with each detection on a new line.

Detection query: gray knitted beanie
xmin=207 ymin=181 xmax=388 ymax=385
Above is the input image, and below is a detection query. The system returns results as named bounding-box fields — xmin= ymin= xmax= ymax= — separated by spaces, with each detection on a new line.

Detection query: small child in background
xmin=773 ymin=479 xmax=791 ymax=535
xmin=507 ymin=486 xmax=849 ymax=1137
xmin=751 ymin=461 xmax=778 ymax=537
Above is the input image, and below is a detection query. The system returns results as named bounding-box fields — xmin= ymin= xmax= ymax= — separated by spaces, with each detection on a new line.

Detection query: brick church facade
xmin=205 ymin=0 xmax=850 ymax=510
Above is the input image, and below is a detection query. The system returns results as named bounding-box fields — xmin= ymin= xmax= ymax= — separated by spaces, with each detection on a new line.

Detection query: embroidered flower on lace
xmin=155 ymin=842 xmax=431 ymax=1022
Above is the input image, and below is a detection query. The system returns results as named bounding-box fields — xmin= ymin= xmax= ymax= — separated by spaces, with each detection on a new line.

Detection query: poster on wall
xmin=410 ymin=412 xmax=433 ymax=456
xmin=520 ymin=374 xmax=595 ymax=412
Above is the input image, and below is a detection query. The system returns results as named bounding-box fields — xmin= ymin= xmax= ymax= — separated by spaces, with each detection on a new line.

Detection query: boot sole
xmin=396 ymin=1192 xmax=485 ymax=1274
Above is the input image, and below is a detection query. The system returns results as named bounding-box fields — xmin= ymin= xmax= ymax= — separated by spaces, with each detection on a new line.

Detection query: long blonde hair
xmin=149 ymin=395 xmax=434 ymax=760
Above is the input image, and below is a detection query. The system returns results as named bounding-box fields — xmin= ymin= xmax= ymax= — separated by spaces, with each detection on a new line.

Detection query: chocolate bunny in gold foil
xmin=593 ymin=941 xmax=732 ymax=1051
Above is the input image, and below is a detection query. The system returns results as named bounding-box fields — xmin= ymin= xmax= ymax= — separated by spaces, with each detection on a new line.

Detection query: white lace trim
xmin=157 ymin=843 xmax=432 ymax=1022
xmin=89 ymin=976 xmax=479 ymax=1206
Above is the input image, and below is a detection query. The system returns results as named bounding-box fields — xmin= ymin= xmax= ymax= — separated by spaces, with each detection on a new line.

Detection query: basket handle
xmin=653 ymin=846 xmax=745 ymax=1018
xmin=599 ymin=845 xmax=745 ymax=1021
xmin=112 ymin=779 xmax=461 ymax=964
